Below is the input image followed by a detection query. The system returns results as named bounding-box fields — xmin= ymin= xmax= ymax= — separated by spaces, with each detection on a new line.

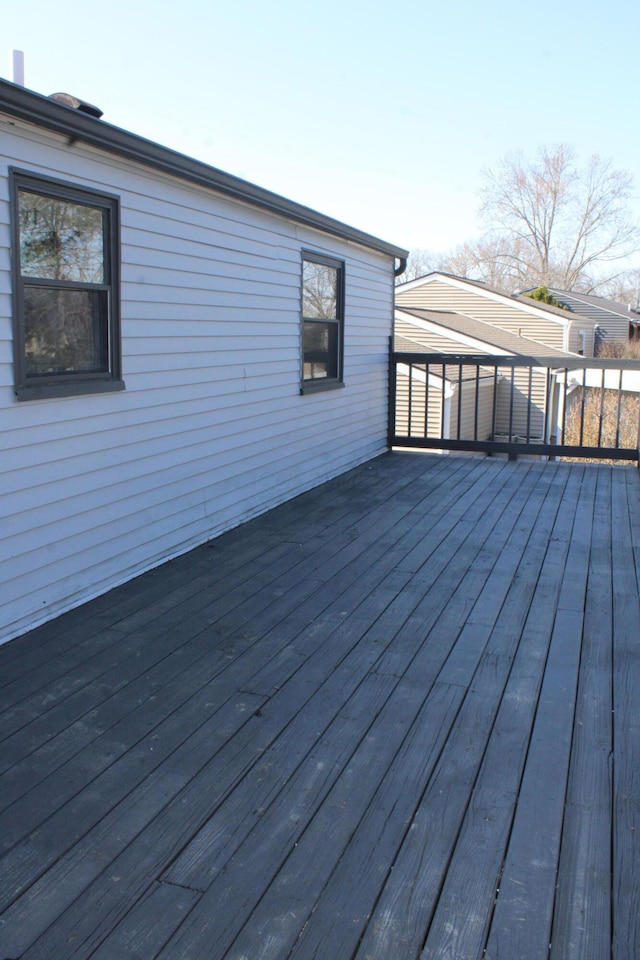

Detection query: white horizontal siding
xmin=0 ymin=116 xmax=395 ymax=643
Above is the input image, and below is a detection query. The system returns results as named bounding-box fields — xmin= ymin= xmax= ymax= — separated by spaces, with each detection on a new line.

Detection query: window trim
xmin=300 ymin=251 xmax=345 ymax=394
xmin=10 ymin=168 xmax=124 ymax=401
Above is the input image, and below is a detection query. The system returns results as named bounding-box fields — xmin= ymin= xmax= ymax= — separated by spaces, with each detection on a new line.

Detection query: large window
xmin=301 ymin=253 xmax=344 ymax=390
xmin=11 ymin=171 xmax=123 ymax=400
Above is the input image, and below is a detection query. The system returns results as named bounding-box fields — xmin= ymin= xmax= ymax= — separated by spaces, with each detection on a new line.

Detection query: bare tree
xmin=440 ymin=236 xmax=530 ymax=291
xmin=471 ymin=145 xmax=639 ymax=292
xmin=597 ymin=267 xmax=640 ymax=311
xmin=397 ymin=248 xmax=442 ymax=284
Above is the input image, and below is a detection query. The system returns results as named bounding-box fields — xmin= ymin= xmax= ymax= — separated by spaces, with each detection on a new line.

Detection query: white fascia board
xmin=395 ymin=309 xmax=513 ymax=356
xmin=560 ymin=368 xmax=640 ymax=392
xmin=395 ymin=272 xmax=445 ymax=294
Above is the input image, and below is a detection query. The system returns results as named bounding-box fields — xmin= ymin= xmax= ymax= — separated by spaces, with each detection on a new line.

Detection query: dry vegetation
xmin=596 ymin=339 xmax=640 ymax=360
xmin=564 ymin=388 xmax=640 ymax=462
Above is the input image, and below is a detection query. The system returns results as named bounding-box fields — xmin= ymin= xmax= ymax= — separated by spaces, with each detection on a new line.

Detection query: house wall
xmin=550 ymin=292 xmax=631 ymax=343
xmin=567 ymin=319 xmax=596 ymax=356
xmin=394 ymin=311 xmax=548 ymax=441
xmin=395 ymin=368 xmax=496 ymax=444
xmin=494 ymin=369 xmax=547 ymax=438
xmin=395 ymin=367 xmax=443 ymax=438
xmin=0 ymin=117 xmax=396 ymax=644
xmin=450 ymin=378 xmax=496 ymax=442
xmin=396 ymin=279 xmax=568 ymax=352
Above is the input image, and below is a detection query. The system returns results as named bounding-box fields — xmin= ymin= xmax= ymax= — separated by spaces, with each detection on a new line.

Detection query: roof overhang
xmin=0 ymin=79 xmax=408 ymax=261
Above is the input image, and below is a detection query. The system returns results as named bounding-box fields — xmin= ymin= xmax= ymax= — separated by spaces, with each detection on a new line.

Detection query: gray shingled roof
xmin=393 ymin=333 xmax=497 ymax=382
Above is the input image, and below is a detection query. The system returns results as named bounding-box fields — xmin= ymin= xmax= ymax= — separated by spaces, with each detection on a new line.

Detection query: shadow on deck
xmin=0 ymin=452 xmax=638 ymax=960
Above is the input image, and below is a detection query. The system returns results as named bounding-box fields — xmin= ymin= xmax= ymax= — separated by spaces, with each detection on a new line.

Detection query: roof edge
xmin=397 ymin=271 xmax=599 ymax=327
xmin=0 ymin=79 xmax=408 ymax=260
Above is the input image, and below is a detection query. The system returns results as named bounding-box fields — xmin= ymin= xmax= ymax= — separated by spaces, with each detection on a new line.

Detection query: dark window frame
xmin=10 ymin=168 xmax=124 ymax=401
xmin=300 ymin=251 xmax=345 ymax=394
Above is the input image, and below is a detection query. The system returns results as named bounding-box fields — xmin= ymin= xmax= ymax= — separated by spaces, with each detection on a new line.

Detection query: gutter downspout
xmin=394 ymin=257 xmax=407 ymax=278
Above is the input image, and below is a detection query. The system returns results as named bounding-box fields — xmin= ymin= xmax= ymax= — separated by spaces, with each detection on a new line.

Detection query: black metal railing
xmin=389 ymin=347 xmax=640 ymax=464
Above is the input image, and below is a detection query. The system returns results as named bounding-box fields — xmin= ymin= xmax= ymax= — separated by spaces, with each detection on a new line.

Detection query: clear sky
xmin=3 ymin=0 xmax=640 ymax=256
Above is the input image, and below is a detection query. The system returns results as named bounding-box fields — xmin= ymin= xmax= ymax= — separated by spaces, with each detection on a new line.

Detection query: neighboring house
xmin=0 ymin=80 xmax=407 ymax=644
xmin=521 ymin=287 xmax=640 ymax=347
xmin=394 ymin=305 xmax=577 ymax=446
xmin=396 ymin=272 xmax=598 ymax=356
xmin=394 ymin=332 xmax=497 ymax=445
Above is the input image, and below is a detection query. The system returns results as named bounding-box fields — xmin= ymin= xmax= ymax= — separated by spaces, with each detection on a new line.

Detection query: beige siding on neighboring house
xmin=394 ymin=306 xmax=550 ymax=442
xmin=397 ymin=279 xmax=567 ymax=351
xmin=395 ymin=366 xmax=444 ymax=439
xmin=450 ymin=378 xmax=496 ymax=442
xmin=567 ymin=319 xmax=595 ymax=357
xmin=395 ymin=367 xmax=496 ymax=445
xmin=494 ymin=368 xmax=548 ymax=439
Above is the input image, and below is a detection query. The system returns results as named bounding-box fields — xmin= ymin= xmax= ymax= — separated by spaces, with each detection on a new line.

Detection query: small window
xmin=301 ymin=253 xmax=344 ymax=390
xmin=11 ymin=171 xmax=123 ymax=400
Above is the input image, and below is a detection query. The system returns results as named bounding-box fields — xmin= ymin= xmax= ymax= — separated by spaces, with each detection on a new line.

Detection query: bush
xmin=523 ymin=287 xmax=571 ymax=310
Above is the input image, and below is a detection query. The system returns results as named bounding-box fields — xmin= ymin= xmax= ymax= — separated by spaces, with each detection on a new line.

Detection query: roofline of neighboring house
xmin=395 ymin=307 xmax=512 ymax=356
xmin=0 ymin=79 xmax=409 ymax=261
xmin=520 ymin=286 xmax=640 ymax=322
xmin=395 ymin=307 xmax=577 ymax=360
xmin=396 ymin=271 xmax=597 ymax=329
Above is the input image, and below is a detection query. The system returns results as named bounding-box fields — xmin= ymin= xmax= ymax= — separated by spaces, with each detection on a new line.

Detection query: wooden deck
xmin=0 ymin=452 xmax=638 ymax=960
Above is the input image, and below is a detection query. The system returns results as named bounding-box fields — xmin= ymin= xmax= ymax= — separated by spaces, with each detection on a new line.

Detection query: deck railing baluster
xmin=579 ymin=368 xmax=586 ymax=448
xmin=390 ymin=351 xmax=640 ymax=463
xmin=598 ymin=368 xmax=606 ymax=448
xmin=525 ymin=365 xmax=532 ymax=443
xmin=425 ymin=364 xmax=430 ymax=438
xmin=474 ymin=366 xmax=480 ymax=441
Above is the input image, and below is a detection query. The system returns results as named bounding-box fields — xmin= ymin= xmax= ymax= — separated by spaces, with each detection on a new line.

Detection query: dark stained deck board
xmin=611 ymin=467 xmax=640 ymax=960
xmin=0 ymin=452 xmax=637 ymax=960
xmin=0 ymin=457 xmax=491 ymax=809
xmin=2 ymin=459 xmax=520 ymax=953
xmin=353 ymin=463 xmax=585 ymax=960
xmin=550 ymin=466 xmax=613 ymax=960
xmin=417 ymin=465 xmax=582 ymax=960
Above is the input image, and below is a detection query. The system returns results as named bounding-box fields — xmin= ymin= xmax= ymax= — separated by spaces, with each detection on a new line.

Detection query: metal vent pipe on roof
xmin=13 ymin=50 xmax=25 ymax=86
xmin=48 ymin=92 xmax=103 ymax=118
